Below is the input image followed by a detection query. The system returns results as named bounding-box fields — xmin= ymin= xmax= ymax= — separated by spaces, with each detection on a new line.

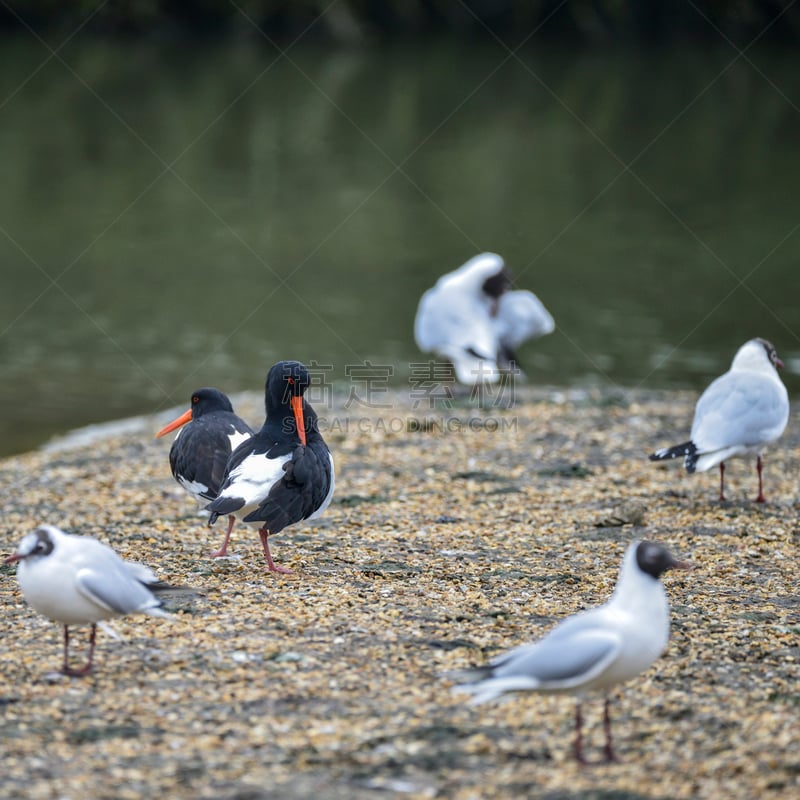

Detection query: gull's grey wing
xmin=494 ymin=290 xmax=555 ymax=349
xmin=123 ymin=561 xmax=159 ymax=585
xmin=75 ymin=565 xmax=161 ymax=615
xmin=692 ymin=372 xmax=788 ymax=451
xmin=490 ymin=619 xmax=622 ymax=689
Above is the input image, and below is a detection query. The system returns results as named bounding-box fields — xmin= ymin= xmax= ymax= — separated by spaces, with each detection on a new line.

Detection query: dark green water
xmin=1 ymin=37 xmax=798 ymax=456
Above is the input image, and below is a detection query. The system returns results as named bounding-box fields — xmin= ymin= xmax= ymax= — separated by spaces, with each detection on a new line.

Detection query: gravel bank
xmin=1 ymin=387 xmax=798 ymax=799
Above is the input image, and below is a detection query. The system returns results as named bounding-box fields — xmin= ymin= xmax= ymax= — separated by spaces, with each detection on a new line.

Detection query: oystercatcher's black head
xmin=190 ymin=388 xmax=235 ymax=416
xmin=265 ymin=360 xmax=312 ymax=445
xmin=156 ymin=387 xmax=234 ymax=438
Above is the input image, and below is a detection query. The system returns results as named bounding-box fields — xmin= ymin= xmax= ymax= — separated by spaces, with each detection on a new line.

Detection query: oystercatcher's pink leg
xmin=210 ymin=514 xmax=236 ymax=557
xmin=258 ymin=528 xmax=292 ymax=574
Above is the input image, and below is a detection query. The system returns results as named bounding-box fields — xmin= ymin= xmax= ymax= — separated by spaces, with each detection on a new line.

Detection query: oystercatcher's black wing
xmin=242 ymin=440 xmax=333 ymax=534
xmin=170 ymin=413 xmax=253 ymax=501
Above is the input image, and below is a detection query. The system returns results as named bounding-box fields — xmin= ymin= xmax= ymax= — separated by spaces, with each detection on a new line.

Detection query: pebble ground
xmin=0 ymin=387 xmax=798 ymax=799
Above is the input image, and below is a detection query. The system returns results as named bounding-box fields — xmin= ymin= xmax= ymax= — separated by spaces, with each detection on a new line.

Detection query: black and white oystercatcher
xmin=649 ymin=338 xmax=789 ymax=502
xmin=156 ymin=388 xmax=254 ymax=557
xmin=205 ymin=360 xmax=335 ymax=573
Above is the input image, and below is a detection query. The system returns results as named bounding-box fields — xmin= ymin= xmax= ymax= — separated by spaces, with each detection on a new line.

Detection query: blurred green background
xmin=0 ymin=4 xmax=798 ymax=455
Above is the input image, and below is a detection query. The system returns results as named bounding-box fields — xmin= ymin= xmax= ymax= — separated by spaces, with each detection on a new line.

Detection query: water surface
xmin=1 ymin=37 xmax=798 ymax=455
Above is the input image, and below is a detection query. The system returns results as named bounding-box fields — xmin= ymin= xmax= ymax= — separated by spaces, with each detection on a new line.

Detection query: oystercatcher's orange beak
xmin=155 ymin=408 xmax=193 ymax=438
xmin=291 ymin=395 xmax=306 ymax=446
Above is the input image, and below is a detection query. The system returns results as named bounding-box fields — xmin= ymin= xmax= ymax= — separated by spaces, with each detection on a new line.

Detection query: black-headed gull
xmin=156 ymin=387 xmax=254 ymax=557
xmin=414 ymin=252 xmax=554 ymax=384
xmin=453 ymin=540 xmax=689 ymax=763
xmin=650 ymin=338 xmax=789 ymax=502
xmin=4 ymin=524 xmax=184 ymax=676
xmin=205 ymin=361 xmax=335 ymax=574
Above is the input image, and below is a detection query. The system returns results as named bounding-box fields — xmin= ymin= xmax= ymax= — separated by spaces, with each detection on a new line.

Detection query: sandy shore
xmin=1 ymin=386 xmax=798 ymax=799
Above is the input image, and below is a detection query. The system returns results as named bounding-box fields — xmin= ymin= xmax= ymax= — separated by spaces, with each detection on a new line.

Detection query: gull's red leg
xmin=755 ymin=455 xmax=766 ymax=503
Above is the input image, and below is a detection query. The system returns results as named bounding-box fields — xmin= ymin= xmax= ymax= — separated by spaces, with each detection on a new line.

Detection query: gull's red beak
xmin=4 ymin=552 xmax=22 ymax=564
xmin=155 ymin=408 xmax=193 ymax=438
xmin=775 ymin=357 xmax=785 ymax=369
xmin=291 ymin=395 xmax=306 ymax=446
